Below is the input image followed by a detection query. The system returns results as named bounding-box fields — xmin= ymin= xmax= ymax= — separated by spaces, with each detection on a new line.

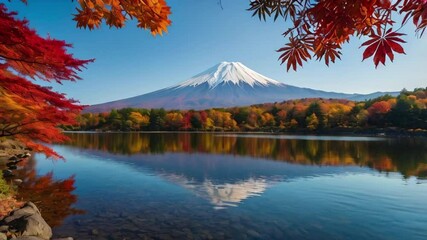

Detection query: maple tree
xmin=248 ymin=0 xmax=427 ymax=71
xmin=0 ymin=4 xmax=92 ymax=158
xmin=1 ymin=0 xmax=172 ymax=158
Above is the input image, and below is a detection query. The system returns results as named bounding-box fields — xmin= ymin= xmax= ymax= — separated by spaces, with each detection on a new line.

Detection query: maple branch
xmin=218 ymin=0 xmax=223 ymax=10
xmin=0 ymin=54 xmax=51 ymax=66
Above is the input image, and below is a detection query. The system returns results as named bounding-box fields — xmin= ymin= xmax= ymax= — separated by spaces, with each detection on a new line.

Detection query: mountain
xmin=86 ymin=62 xmax=398 ymax=112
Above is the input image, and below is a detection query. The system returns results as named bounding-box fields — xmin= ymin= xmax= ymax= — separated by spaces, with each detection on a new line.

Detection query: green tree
xmin=149 ymin=109 xmax=166 ymax=130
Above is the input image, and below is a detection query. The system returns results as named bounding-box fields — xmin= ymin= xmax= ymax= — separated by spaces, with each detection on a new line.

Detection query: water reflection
xmin=163 ymin=174 xmax=268 ymax=209
xmin=61 ymin=132 xmax=427 ymax=210
xmin=204 ymin=179 xmax=267 ymax=209
xmin=66 ymin=132 xmax=427 ymax=179
xmin=25 ymin=133 xmax=427 ymax=239
xmin=76 ymin=149 xmax=367 ymax=210
xmin=13 ymin=157 xmax=82 ymax=227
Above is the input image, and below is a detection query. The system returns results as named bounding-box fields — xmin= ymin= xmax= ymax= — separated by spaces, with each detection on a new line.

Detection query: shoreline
xmin=63 ymin=128 xmax=427 ymax=138
xmin=0 ymin=141 xmax=66 ymax=240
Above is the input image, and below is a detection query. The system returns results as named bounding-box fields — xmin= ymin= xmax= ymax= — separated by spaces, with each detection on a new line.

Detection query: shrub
xmin=0 ymin=176 xmax=11 ymax=199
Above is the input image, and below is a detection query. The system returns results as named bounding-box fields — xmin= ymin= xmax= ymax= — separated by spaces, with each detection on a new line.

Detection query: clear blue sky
xmin=6 ymin=0 xmax=427 ymax=105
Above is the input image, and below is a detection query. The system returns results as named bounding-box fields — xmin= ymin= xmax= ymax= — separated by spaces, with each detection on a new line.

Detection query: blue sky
xmin=6 ymin=0 xmax=427 ymax=105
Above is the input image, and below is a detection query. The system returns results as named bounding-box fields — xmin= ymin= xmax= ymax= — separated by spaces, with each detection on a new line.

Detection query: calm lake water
xmin=17 ymin=133 xmax=427 ymax=239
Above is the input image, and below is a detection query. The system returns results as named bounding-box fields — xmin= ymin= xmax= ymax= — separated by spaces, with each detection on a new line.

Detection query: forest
xmin=70 ymin=88 xmax=427 ymax=133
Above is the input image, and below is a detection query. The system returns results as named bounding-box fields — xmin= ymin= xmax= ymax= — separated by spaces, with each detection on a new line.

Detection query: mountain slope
xmin=86 ymin=62 xmax=398 ymax=112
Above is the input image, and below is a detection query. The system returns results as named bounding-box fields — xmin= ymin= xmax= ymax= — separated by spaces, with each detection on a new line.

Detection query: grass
xmin=0 ymin=176 xmax=11 ymax=199
xmin=0 ymin=176 xmax=22 ymax=218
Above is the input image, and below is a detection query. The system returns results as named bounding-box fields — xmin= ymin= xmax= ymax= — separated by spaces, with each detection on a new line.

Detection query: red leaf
xmin=362 ymin=41 xmax=379 ymax=60
xmin=361 ymin=29 xmax=406 ymax=66
xmin=388 ymin=40 xmax=406 ymax=54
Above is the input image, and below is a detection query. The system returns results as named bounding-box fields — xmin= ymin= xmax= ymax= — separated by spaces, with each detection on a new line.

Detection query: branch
xmin=218 ymin=0 xmax=223 ymax=10
xmin=0 ymin=53 xmax=51 ymax=66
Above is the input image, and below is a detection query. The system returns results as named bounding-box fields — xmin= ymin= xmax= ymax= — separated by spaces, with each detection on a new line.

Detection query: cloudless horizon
xmin=6 ymin=0 xmax=427 ymax=105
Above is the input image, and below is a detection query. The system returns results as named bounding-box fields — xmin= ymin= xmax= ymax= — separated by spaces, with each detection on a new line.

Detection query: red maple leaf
xmin=361 ymin=28 xmax=406 ymax=67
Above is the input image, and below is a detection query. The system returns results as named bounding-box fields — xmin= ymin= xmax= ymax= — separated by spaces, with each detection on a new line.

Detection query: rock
xmin=0 ymin=225 xmax=8 ymax=232
xmin=247 ymin=229 xmax=261 ymax=238
xmin=21 ymin=214 xmax=52 ymax=239
xmin=7 ymin=160 xmax=22 ymax=165
xmin=2 ymin=169 xmax=14 ymax=178
xmin=90 ymin=229 xmax=99 ymax=236
xmin=3 ymin=202 xmax=40 ymax=223
xmin=8 ymin=165 xmax=17 ymax=170
xmin=7 ymin=162 xmax=17 ymax=167
xmin=1 ymin=202 xmax=52 ymax=240
xmin=13 ymin=179 xmax=23 ymax=185
xmin=12 ymin=237 xmax=44 ymax=240
xmin=16 ymin=153 xmax=30 ymax=159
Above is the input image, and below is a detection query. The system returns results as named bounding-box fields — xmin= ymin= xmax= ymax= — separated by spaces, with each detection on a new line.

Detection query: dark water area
xmin=17 ymin=133 xmax=427 ymax=239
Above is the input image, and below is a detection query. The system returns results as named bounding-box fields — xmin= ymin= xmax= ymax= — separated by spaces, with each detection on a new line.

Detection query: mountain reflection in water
xmin=21 ymin=133 xmax=427 ymax=239
xmin=165 ymin=174 xmax=268 ymax=209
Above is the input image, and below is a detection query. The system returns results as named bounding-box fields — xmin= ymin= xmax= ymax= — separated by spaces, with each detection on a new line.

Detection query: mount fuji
xmin=86 ymin=62 xmax=397 ymax=112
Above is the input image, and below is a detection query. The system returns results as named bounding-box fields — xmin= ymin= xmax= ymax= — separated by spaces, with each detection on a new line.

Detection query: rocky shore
xmin=0 ymin=140 xmax=29 ymax=219
xmin=0 ymin=139 xmax=30 ymax=180
xmin=0 ymin=140 xmax=72 ymax=240
xmin=0 ymin=202 xmax=73 ymax=240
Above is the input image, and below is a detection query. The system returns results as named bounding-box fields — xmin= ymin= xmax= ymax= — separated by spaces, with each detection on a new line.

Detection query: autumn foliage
xmin=15 ymin=158 xmax=82 ymax=227
xmin=73 ymin=0 xmax=172 ymax=35
xmin=248 ymin=0 xmax=427 ymax=70
xmin=1 ymin=0 xmax=173 ymax=158
xmin=73 ymin=88 xmax=427 ymax=132
xmin=0 ymin=4 xmax=92 ymax=158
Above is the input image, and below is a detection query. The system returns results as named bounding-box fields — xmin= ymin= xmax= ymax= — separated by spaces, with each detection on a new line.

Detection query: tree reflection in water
xmin=14 ymin=157 xmax=83 ymax=227
xmin=66 ymin=132 xmax=427 ymax=179
xmin=14 ymin=133 xmax=427 ymax=239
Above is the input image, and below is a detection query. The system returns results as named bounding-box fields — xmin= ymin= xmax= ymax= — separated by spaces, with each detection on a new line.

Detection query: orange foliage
xmin=73 ymin=0 xmax=171 ymax=35
xmin=0 ymin=196 xmax=23 ymax=219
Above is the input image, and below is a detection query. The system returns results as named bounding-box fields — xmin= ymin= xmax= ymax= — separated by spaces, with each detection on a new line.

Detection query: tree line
xmin=70 ymin=88 xmax=427 ymax=132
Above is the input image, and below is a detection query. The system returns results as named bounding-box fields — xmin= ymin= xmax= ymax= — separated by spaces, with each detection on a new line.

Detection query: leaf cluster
xmin=0 ymin=5 xmax=92 ymax=158
xmin=248 ymin=0 xmax=427 ymax=70
xmin=73 ymin=0 xmax=172 ymax=35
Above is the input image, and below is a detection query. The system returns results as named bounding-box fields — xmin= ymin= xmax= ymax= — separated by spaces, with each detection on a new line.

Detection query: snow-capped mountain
xmin=176 ymin=61 xmax=282 ymax=88
xmin=86 ymin=62 xmax=398 ymax=112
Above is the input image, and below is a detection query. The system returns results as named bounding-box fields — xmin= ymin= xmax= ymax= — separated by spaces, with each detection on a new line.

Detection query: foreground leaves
xmin=248 ymin=0 xmax=426 ymax=71
xmin=0 ymin=4 xmax=92 ymax=158
xmin=73 ymin=0 xmax=172 ymax=35
xmin=361 ymin=29 xmax=406 ymax=67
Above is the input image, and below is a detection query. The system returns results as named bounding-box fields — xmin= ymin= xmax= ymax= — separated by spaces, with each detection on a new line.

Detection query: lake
xmin=17 ymin=133 xmax=427 ymax=239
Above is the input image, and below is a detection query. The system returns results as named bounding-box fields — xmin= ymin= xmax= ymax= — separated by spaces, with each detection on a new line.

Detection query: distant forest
xmin=69 ymin=88 xmax=427 ymax=133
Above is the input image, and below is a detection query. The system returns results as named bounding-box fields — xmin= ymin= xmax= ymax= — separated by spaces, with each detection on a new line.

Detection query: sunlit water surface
xmin=18 ymin=133 xmax=427 ymax=239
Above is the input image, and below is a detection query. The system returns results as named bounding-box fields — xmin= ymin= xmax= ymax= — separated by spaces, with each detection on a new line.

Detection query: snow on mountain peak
xmin=175 ymin=62 xmax=283 ymax=89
